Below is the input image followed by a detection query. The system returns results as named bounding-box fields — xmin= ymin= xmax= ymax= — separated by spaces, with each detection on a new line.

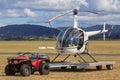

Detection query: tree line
xmin=0 ymin=35 xmax=119 ymax=41
xmin=0 ymin=36 xmax=56 ymax=41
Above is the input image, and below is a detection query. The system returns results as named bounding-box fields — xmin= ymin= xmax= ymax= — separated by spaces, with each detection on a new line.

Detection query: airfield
xmin=0 ymin=41 xmax=120 ymax=80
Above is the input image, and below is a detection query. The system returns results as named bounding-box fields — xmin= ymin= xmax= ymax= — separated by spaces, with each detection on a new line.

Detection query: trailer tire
xmin=20 ymin=64 xmax=31 ymax=76
xmin=61 ymin=67 xmax=67 ymax=69
xmin=39 ymin=63 xmax=50 ymax=75
xmin=5 ymin=64 xmax=15 ymax=76
xmin=106 ymin=65 xmax=113 ymax=70
xmin=71 ymin=66 xmax=77 ymax=70
xmin=96 ymin=66 xmax=102 ymax=70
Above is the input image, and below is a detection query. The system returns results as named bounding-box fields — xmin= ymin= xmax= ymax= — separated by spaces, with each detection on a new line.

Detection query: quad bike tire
xmin=39 ymin=63 xmax=50 ymax=75
xmin=5 ymin=64 xmax=15 ymax=76
xmin=20 ymin=64 xmax=31 ymax=76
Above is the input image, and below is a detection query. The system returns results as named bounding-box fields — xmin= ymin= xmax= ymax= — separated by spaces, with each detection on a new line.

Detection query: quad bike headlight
xmin=14 ymin=60 xmax=18 ymax=64
xmin=8 ymin=60 xmax=12 ymax=64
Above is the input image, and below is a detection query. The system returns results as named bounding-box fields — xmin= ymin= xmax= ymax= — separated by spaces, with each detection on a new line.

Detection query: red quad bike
xmin=5 ymin=52 xmax=50 ymax=77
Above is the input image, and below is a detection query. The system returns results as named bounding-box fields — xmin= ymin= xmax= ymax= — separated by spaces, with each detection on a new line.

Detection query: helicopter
xmin=45 ymin=9 xmax=113 ymax=55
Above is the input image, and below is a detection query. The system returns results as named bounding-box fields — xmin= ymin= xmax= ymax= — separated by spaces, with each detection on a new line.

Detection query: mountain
xmin=0 ymin=24 xmax=59 ymax=37
xmin=0 ymin=24 xmax=119 ymax=39
xmin=82 ymin=24 xmax=120 ymax=38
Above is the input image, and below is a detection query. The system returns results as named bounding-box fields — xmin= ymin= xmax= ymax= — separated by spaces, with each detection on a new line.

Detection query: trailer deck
xmin=49 ymin=53 xmax=115 ymax=70
xmin=49 ymin=61 xmax=115 ymax=70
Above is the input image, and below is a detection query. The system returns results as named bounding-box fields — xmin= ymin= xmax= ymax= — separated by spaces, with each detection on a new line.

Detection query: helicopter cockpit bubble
xmin=56 ymin=28 xmax=84 ymax=53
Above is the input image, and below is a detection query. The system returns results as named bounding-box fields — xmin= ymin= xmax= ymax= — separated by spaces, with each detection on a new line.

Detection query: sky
xmin=0 ymin=0 xmax=120 ymax=27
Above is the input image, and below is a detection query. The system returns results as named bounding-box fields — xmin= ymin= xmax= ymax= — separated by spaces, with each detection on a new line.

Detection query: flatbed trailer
xmin=49 ymin=61 xmax=115 ymax=70
xmin=48 ymin=53 xmax=115 ymax=70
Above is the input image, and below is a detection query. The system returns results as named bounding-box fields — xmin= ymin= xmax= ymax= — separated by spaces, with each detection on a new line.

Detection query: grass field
xmin=0 ymin=41 xmax=56 ymax=53
xmin=0 ymin=41 xmax=120 ymax=80
xmin=0 ymin=41 xmax=119 ymax=54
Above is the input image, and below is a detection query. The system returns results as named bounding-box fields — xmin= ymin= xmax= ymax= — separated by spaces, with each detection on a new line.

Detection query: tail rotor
xmin=102 ymin=23 xmax=114 ymax=40
xmin=108 ymin=25 xmax=114 ymax=37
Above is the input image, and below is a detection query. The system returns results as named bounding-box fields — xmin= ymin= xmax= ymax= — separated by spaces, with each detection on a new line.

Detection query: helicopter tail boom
xmin=86 ymin=23 xmax=108 ymax=37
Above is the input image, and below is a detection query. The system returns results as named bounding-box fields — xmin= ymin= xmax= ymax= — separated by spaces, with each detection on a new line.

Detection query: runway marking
xmin=38 ymin=47 xmax=55 ymax=49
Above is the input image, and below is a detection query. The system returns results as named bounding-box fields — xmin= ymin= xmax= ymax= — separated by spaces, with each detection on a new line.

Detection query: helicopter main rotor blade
xmin=45 ymin=9 xmax=98 ymax=23
xmin=45 ymin=10 xmax=73 ymax=23
xmin=79 ymin=10 xmax=99 ymax=14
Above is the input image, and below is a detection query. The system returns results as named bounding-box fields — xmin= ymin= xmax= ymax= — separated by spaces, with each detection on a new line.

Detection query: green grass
xmin=0 ymin=41 xmax=120 ymax=80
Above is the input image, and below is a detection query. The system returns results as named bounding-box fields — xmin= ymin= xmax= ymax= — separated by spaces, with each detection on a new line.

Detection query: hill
xmin=0 ymin=24 xmax=119 ymax=40
xmin=83 ymin=24 xmax=120 ymax=39
xmin=0 ymin=24 xmax=59 ymax=37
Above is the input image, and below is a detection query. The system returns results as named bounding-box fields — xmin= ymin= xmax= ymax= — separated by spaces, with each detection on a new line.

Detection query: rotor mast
xmin=73 ymin=9 xmax=78 ymax=28
xmin=103 ymin=22 xmax=106 ymax=41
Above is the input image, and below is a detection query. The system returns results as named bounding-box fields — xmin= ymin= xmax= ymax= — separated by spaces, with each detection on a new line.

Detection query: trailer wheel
xmin=5 ymin=64 xmax=15 ymax=76
xmin=96 ymin=66 xmax=102 ymax=70
xmin=106 ymin=65 xmax=113 ymax=70
xmin=39 ymin=63 xmax=50 ymax=75
xmin=20 ymin=64 xmax=31 ymax=76
xmin=71 ymin=66 xmax=77 ymax=70
xmin=61 ymin=67 xmax=67 ymax=69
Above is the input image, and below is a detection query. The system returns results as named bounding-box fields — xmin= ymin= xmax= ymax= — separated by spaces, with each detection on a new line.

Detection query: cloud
xmin=14 ymin=0 xmax=88 ymax=10
xmin=24 ymin=8 xmax=36 ymax=17
xmin=0 ymin=0 xmax=88 ymax=24
xmin=0 ymin=0 xmax=88 ymax=11
xmin=77 ymin=13 xmax=120 ymax=25
xmin=0 ymin=8 xmax=36 ymax=18
xmin=0 ymin=12 xmax=2 ymax=17
xmin=6 ymin=9 xmax=21 ymax=17
xmin=0 ymin=0 xmax=120 ymax=27
xmin=0 ymin=23 xmax=6 ymax=27
xmin=77 ymin=0 xmax=120 ymax=26
xmin=86 ymin=0 xmax=120 ymax=12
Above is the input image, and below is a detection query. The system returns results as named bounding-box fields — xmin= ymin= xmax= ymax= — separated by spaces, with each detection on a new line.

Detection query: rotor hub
xmin=73 ymin=9 xmax=78 ymax=15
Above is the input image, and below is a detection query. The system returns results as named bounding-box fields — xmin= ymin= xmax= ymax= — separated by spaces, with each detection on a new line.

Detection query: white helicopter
xmin=46 ymin=9 xmax=113 ymax=55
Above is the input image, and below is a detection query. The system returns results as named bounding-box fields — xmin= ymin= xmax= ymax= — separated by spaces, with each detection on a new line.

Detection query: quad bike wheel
xmin=20 ymin=64 xmax=31 ymax=76
xmin=5 ymin=64 xmax=15 ymax=76
xmin=39 ymin=63 xmax=50 ymax=75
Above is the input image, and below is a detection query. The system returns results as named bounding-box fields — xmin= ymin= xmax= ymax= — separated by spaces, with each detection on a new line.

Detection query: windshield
xmin=56 ymin=28 xmax=84 ymax=48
